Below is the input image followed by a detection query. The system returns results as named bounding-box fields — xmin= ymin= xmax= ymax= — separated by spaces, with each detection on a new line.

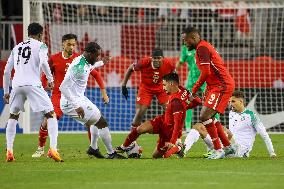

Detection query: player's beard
xmin=187 ymin=44 xmax=195 ymax=51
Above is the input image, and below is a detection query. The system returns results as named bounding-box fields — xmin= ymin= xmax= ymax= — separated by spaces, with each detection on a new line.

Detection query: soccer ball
xmin=126 ymin=141 xmax=143 ymax=158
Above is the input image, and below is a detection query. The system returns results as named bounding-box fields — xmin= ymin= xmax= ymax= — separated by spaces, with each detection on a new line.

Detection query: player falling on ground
xmin=59 ymin=42 xmax=125 ymax=159
xmin=3 ymin=23 xmax=62 ymax=162
xmin=227 ymin=90 xmax=276 ymax=158
xmin=120 ymin=48 xmax=175 ymax=131
xmin=116 ymin=72 xmax=202 ymax=158
xmin=182 ymin=26 xmax=236 ymax=159
xmin=32 ymin=34 xmax=110 ymax=159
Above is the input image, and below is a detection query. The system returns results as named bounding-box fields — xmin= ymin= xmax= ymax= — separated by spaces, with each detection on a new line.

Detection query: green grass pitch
xmin=0 ymin=133 xmax=283 ymax=189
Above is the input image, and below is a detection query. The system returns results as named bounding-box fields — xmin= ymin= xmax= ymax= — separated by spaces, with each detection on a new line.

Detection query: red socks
xmin=38 ymin=125 xmax=48 ymax=147
xmin=215 ymin=121 xmax=231 ymax=147
xmin=204 ymin=120 xmax=222 ymax=150
xmin=123 ymin=127 xmax=140 ymax=147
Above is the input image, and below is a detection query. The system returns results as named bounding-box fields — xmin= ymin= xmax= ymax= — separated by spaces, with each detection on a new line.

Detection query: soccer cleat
xmin=47 ymin=148 xmax=64 ymax=162
xmin=32 ymin=147 xmax=45 ymax=158
xmin=207 ymin=149 xmax=225 ymax=159
xmin=203 ymin=150 xmax=213 ymax=158
xmin=224 ymin=144 xmax=237 ymax=156
xmin=86 ymin=146 xmax=105 ymax=158
xmin=6 ymin=150 xmax=15 ymax=162
xmin=177 ymin=144 xmax=186 ymax=158
xmin=106 ymin=151 xmax=127 ymax=159
xmin=115 ymin=143 xmax=135 ymax=154
xmin=163 ymin=145 xmax=181 ymax=158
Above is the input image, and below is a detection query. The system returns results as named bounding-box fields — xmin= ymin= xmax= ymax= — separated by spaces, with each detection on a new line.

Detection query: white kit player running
xmin=59 ymin=42 xmax=125 ymax=159
xmin=228 ymin=90 xmax=276 ymax=158
xmin=3 ymin=23 xmax=63 ymax=162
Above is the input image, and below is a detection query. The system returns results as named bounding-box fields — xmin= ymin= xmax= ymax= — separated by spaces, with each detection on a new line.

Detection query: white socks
xmin=90 ymin=125 xmax=99 ymax=150
xmin=99 ymin=127 xmax=114 ymax=154
xmin=184 ymin=129 xmax=200 ymax=153
xmin=203 ymin=134 xmax=214 ymax=151
xmin=47 ymin=117 xmax=58 ymax=150
xmin=6 ymin=119 xmax=17 ymax=152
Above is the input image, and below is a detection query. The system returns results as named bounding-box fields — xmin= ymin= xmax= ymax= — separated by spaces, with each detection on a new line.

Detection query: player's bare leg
xmin=6 ymin=113 xmax=19 ymax=162
xmin=152 ymin=147 xmax=165 ymax=159
xmin=131 ymin=104 xmax=148 ymax=127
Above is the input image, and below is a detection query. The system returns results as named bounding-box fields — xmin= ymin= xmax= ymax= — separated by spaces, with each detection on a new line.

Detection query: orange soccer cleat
xmin=47 ymin=148 xmax=64 ymax=162
xmin=163 ymin=145 xmax=181 ymax=158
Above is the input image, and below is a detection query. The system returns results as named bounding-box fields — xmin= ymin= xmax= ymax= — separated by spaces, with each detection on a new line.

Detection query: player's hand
xmin=47 ymin=82 xmax=54 ymax=91
xmin=3 ymin=93 xmax=10 ymax=104
xmin=101 ymin=89 xmax=110 ymax=104
xmin=75 ymin=107 xmax=85 ymax=119
xmin=102 ymin=56 xmax=111 ymax=64
xmin=121 ymin=85 xmax=129 ymax=100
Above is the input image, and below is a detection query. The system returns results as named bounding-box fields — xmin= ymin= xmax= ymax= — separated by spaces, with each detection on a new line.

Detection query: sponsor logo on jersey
xmin=136 ymin=97 xmax=141 ymax=101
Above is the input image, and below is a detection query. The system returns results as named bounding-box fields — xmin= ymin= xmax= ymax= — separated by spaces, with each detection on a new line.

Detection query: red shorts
xmin=150 ymin=115 xmax=173 ymax=153
xmin=51 ymin=94 xmax=63 ymax=119
xmin=136 ymin=87 xmax=168 ymax=106
xmin=203 ymin=87 xmax=234 ymax=114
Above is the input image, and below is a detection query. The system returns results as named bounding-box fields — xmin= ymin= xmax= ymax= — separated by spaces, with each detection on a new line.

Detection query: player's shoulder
xmin=242 ymin=109 xmax=258 ymax=120
xmin=50 ymin=52 xmax=62 ymax=59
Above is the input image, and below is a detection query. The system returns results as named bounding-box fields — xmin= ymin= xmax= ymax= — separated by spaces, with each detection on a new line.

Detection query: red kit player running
xmin=32 ymin=34 xmax=109 ymax=158
xmin=117 ymin=72 xmax=201 ymax=158
xmin=182 ymin=26 xmax=236 ymax=159
xmin=121 ymin=48 xmax=175 ymax=129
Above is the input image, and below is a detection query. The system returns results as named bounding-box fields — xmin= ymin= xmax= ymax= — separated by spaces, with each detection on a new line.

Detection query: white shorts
xmin=9 ymin=85 xmax=54 ymax=114
xmin=60 ymin=96 xmax=101 ymax=125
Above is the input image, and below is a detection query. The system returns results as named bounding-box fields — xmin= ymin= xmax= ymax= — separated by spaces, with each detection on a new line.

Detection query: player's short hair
xmin=182 ymin=26 xmax=200 ymax=36
xmin=84 ymin=42 xmax=101 ymax=53
xmin=28 ymin=23 xmax=43 ymax=36
xmin=62 ymin=33 xmax=77 ymax=42
xmin=232 ymin=90 xmax=245 ymax=99
xmin=163 ymin=72 xmax=179 ymax=84
xmin=152 ymin=48 xmax=163 ymax=57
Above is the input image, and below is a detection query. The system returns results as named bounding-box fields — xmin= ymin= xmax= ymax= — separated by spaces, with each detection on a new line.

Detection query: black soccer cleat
xmin=115 ymin=145 xmax=126 ymax=153
xmin=106 ymin=151 xmax=127 ymax=159
xmin=86 ymin=146 xmax=105 ymax=158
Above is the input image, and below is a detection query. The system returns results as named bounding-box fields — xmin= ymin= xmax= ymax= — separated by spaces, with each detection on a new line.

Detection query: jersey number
xmin=208 ymin=94 xmax=216 ymax=105
xmin=17 ymin=46 xmax=31 ymax=65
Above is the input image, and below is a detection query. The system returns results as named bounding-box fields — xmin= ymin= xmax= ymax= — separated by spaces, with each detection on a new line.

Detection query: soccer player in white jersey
xmin=3 ymin=23 xmax=63 ymax=162
xmin=59 ymin=42 xmax=125 ymax=159
xmin=228 ymin=90 xmax=276 ymax=158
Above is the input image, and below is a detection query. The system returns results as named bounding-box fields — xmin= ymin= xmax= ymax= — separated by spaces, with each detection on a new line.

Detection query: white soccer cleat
xmin=32 ymin=147 xmax=45 ymax=158
xmin=207 ymin=149 xmax=225 ymax=159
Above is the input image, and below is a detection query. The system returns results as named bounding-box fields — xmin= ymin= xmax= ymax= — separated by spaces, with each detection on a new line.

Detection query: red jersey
xmin=164 ymin=87 xmax=201 ymax=144
xmin=193 ymin=40 xmax=235 ymax=94
xmin=133 ymin=57 xmax=175 ymax=92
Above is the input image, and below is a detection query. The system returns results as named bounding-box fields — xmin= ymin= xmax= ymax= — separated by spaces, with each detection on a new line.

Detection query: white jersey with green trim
xmin=60 ymin=55 xmax=104 ymax=109
xmin=229 ymin=109 xmax=275 ymax=156
xmin=3 ymin=38 xmax=53 ymax=94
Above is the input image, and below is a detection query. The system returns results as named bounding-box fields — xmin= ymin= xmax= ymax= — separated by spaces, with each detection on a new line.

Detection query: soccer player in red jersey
xmin=182 ymin=26 xmax=236 ymax=159
xmin=32 ymin=34 xmax=109 ymax=158
xmin=116 ymin=72 xmax=202 ymax=158
xmin=121 ymin=48 xmax=175 ymax=129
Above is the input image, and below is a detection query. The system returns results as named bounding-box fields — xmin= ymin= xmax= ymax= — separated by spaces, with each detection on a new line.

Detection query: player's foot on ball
xmin=106 ymin=151 xmax=127 ymax=159
xmin=223 ymin=144 xmax=237 ymax=156
xmin=6 ymin=150 xmax=15 ymax=162
xmin=47 ymin=148 xmax=64 ymax=162
xmin=86 ymin=146 xmax=105 ymax=158
xmin=115 ymin=143 xmax=135 ymax=153
xmin=32 ymin=147 xmax=45 ymax=158
xmin=177 ymin=144 xmax=186 ymax=158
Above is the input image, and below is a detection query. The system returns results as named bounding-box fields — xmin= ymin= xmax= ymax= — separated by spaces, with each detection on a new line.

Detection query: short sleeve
xmin=196 ymin=46 xmax=211 ymax=64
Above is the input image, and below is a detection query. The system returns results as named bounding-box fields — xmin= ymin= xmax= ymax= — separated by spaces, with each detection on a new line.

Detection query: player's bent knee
xmin=44 ymin=111 xmax=55 ymax=119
